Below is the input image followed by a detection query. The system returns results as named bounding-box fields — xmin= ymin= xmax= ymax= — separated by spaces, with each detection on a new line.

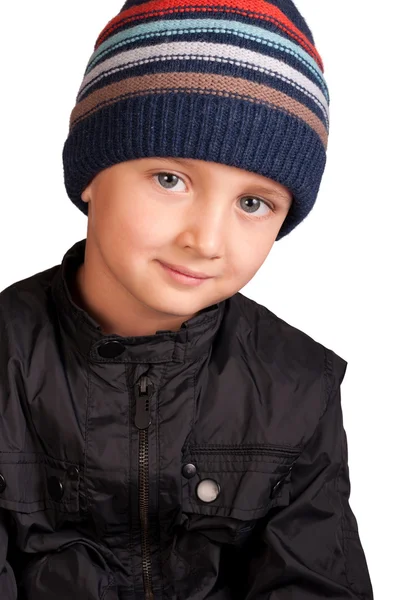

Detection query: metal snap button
xmin=0 ymin=474 xmax=6 ymax=493
xmin=98 ymin=341 xmax=125 ymax=358
xmin=67 ymin=466 xmax=79 ymax=481
xmin=181 ymin=463 xmax=197 ymax=479
xmin=196 ymin=479 xmax=220 ymax=503
xmin=47 ymin=476 xmax=64 ymax=501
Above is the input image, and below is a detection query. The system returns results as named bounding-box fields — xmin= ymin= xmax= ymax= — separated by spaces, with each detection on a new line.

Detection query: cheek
xmin=95 ymin=196 xmax=153 ymax=247
xmin=229 ymin=236 xmax=273 ymax=277
xmin=104 ymin=200 xmax=180 ymax=265
xmin=134 ymin=211 xmax=176 ymax=246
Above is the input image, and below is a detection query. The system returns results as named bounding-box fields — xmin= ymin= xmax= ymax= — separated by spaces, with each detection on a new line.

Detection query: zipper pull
xmin=135 ymin=376 xmax=152 ymax=429
xmin=270 ymin=462 xmax=296 ymax=499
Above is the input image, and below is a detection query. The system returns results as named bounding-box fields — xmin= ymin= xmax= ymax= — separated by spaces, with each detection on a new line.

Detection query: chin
xmin=151 ymin=297 xmax=205 ymax=317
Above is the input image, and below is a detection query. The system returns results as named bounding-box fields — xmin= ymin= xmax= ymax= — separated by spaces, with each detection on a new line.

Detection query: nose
xmin=179 ymin=197 xmax=229 ymax=258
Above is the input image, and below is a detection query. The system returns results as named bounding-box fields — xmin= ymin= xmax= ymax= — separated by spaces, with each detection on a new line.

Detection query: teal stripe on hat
xmin=85 ymin=17 xmax=329 ymax=102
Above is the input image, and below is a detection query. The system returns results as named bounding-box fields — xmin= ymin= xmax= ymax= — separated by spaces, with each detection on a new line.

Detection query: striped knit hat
xmin=62 ymin=0 xmax=329 ymax=240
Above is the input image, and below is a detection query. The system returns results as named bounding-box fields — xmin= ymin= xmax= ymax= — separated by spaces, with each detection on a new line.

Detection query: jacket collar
xmin=50 ymin=238 xmax=226 ymax=364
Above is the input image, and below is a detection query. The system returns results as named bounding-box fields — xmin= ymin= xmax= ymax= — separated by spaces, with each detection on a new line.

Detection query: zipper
xmin=134 ymin=375 xmax=154 ymax=600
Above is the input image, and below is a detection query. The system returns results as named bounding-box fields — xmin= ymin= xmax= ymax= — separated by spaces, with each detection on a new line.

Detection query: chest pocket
xmin=179 ymin=444 xmax=301 ymax=542
xmin=0 ymin=453 xmax=80 ymax=515
xmin=165 ymin=444 xmax=302 ymax=591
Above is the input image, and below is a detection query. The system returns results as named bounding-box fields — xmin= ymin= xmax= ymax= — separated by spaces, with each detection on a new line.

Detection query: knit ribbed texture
xmin=63 ymin=0 xmax=330 ymax=240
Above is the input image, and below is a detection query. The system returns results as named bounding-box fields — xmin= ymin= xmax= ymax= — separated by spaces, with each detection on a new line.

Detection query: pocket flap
xmin=181 ymin=445 xmax=300 ymax=521
xmin=0 ymin=453 xmax=80 ymax=514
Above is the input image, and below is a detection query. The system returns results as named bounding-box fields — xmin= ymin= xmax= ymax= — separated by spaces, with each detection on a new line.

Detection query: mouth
xmin=158 ymin=261 xmax=213 ymax=286
xmin=158 ymin=261 xmax=213 ymax=280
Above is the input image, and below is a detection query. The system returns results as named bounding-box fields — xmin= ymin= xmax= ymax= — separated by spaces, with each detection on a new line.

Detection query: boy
xmin=0 ymin=0 xmax=374 ymax=598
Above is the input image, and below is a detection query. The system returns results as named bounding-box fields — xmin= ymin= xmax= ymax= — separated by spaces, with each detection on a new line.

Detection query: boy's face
xmin=80 ymin=157 xmax=292 ymax=334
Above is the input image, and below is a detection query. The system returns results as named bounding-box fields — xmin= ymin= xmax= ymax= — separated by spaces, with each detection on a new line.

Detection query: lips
xmin=159 ymin=261 xmax=212 ymax=279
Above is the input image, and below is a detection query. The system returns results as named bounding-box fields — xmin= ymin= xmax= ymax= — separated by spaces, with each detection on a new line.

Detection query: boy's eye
xmin=152 ymin=172 xmax=273 ymax=219
xmin=155 ymin=172 xmax=185 ymax=191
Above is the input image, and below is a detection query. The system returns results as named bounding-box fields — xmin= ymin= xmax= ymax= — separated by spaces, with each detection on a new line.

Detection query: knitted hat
xmin=62 ymin=0 xmax=329 ymax=241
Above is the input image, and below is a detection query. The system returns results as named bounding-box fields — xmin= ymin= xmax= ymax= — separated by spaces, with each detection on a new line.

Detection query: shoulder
xmin=0 ymin=262 xmax=61 ymax=355
xmin=227 ymin=292 xmax=347 ymax=396
xmin=0 ymin=263 xmax=61 ymax=438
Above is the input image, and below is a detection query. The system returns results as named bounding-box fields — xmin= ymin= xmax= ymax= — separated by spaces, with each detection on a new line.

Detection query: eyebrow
xmin=153 ymin=157 xmax=292 ymax=205
xmin=252 ymin=185 xmax=292 ymax=205
xmin=154 ymin=157 xmax=193 ymax=168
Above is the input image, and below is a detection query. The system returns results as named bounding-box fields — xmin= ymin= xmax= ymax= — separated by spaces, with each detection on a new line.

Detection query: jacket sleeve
xmin=0 ymin=305 xmax=18 ymax=598
xmin=0 ymin=510 xmax=18 ymax=599
xmin=244 ymin=349 xmax=374 ymax=599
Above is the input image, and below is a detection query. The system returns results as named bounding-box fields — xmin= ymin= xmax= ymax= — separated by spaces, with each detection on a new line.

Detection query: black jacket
xmin=0 ymin=239 xmax=373 ymax=599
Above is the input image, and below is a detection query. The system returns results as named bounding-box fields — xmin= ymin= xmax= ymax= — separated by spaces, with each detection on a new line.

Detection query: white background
xmin=1 ymin=1 xmax=396 ymax=596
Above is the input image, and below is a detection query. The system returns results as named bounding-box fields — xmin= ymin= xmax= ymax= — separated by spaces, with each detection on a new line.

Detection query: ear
xmin=81 ymin=184 xmax=92 ymax=204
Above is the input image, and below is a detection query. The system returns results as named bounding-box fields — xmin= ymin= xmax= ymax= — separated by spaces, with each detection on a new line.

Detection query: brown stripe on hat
xmin=70 ymin=72 xmax=328 ymax=149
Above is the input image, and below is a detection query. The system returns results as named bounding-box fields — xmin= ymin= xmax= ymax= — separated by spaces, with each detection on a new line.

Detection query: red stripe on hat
xmin=94 ymin=0 xmax=324 ymax=72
